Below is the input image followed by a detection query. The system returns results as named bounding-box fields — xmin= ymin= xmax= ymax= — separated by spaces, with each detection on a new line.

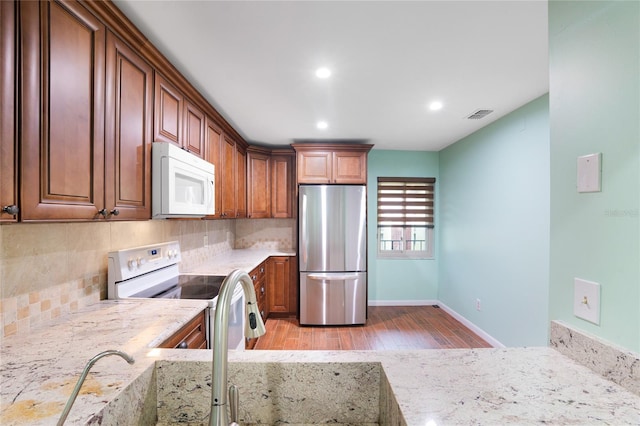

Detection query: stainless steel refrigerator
xmin=299 ymin=185 xmax=367 ymax=325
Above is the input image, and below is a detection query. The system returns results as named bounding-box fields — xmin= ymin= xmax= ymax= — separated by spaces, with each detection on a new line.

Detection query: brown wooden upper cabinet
xmin=247 ymin=147 xmax=295 ymax=219
xmin=20 ymin=1 xmax=154 ymax=222
xmin=1 ymin=0 xmax=18 ymax=222
xmin=206 ymin=118 xmax=224 ymax=218
xmin=212 ymin=134 xmax=247 ymax=218
xmin=104 ymin=31 xmax=153 ymax=220
xmin=154 ymin=73 xmax=205 ymax=159
xmin=292 ymin=143 xmax=373 ymax=184
xmin=271 ymin=150 xmax=295 ymax=218
xmin=20 ymin=0 xmax=107 ymax=221
xmin=183 ymin=98 xmax=206 ymax=158
xmin=247 ymin=147 xmax=271 ymax=218
xmin=236 ymin=145 xmax=247 ymax=218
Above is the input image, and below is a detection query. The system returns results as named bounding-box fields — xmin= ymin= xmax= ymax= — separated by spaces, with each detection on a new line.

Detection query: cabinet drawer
xmin=158 ymin=311 xmax=207 ymax=349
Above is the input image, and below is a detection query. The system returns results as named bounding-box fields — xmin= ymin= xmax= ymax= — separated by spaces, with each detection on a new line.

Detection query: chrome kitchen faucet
xmin=209 ymin=269 xmax=266 ymax=426
xmin=57 ymin=349 xmax=135 ymax=425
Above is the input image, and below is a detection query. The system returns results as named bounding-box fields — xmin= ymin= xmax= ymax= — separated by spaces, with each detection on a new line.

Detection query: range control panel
xmin=107 ymin=241 xmax=181 ymax=283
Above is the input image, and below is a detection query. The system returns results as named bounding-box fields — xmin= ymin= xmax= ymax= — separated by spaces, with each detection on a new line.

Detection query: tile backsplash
xmin=0 ymin=218 xmax=295 ymax=338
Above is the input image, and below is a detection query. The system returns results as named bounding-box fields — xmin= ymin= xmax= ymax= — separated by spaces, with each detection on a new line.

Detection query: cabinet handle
xmin=98 ymin=208 xmax=119 ymax=218
xmin=260 ymin=286 xmax=265 ymax=294
xmin=2 ymin=205 xmax=19 ymax=215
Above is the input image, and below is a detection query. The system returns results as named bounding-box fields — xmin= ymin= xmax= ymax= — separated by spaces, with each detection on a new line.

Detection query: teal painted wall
xmin=367 ymin=150 xmax=439 ymax=302
xmin=549 ymin=1 xmax=640 ymax=352
xmin=438 ymin=95 xmax=550 ymax=346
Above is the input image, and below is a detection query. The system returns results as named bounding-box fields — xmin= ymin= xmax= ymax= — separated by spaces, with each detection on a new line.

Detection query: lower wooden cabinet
xmin=158 ymin=311 xmax=207 ymax=349
xmin=267 ymin=256 xmax=297 ymax=316
xmin=246 ymin=256 xmax=298 ymax=349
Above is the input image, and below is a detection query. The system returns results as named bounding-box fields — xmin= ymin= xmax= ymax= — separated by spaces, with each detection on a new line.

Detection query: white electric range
xmin=107 ymin=241 xmax=245 ymax=350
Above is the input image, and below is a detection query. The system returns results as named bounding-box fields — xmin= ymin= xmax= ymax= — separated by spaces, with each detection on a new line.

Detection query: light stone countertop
xmin=1 ymin=247 xmax=639 ymax=425
xmin=2 ymin=300 xmax=639 ymax=425
xmin=182 ymin=248 xmax=296 ymax=276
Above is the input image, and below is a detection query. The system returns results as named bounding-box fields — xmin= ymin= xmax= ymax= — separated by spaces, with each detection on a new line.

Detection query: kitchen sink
xmin=98 ymin=361 xmax=401 ymax=425
xmin=155 ymin=361 xmax=385 ymax=425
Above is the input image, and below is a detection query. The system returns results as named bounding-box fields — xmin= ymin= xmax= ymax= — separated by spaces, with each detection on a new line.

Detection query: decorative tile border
xmin=1 ymin=274 xmax=102 ymax=338
xmin=550 ymin=320 xmax=640 ymax=396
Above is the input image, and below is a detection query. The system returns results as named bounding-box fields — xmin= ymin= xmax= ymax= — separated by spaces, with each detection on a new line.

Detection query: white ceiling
xmin=113 ymin=0 xmax=549 ymax=151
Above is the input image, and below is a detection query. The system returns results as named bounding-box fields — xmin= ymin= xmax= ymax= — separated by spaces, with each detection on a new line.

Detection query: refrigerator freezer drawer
xmin=300 ymin=272 xmax=367 ymax=325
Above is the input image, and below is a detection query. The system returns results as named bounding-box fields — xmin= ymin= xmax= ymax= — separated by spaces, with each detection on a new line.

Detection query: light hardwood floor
xmin=255 ymin=305 xmax=492 ymax=350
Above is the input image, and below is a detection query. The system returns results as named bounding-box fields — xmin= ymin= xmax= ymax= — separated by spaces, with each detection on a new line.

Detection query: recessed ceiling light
xmin=315 ymin=67 xmax=331 ymax=79
xmin=429 ymin=101 xmax=443 ymax=111
xmin=316 ymin=121 xmax=328 ymax=130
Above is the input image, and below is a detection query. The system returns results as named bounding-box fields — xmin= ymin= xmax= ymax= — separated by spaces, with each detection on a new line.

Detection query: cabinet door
xmin=206 ymin=118 xmax=223 ymax=218
xmin=236 ymin=145 xmax=247 ymax=218
xmin=247 ymin=150 xmax=270 ymax=218
xmin=105 ymin=31 xmax=152 ymax=220
xmin=183 ymin=99 xmax=205 ymax=158
xmin=1 ymin=0 xmax=17 ymax=222
xmin=333 ymin=151 xmax=368 ymax=183
xmin=268 ymin=256 xmax=293 ymax=315
xmin=154 ymin=73 xmax=183 ymax=145
xmin=271 ymin=154 xmax=294 ymax=218
xmin=21 ymin=0 xmax=106 ymax=220
xmin=220 ymin=135 xmax=237 ymax=218
xmin=296 ymin=150 xmax=332 ymax=184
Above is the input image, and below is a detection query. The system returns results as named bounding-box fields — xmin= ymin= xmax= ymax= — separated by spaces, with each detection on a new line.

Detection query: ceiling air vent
xmin=466 ymin=109 xmax=494 ymax=120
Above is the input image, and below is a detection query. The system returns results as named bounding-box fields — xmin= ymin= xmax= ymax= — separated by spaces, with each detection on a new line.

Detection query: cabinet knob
xmin=177 ymin=341 xmax=188 ymax=349
xmin=110 ymin=209 xmax=120 ymax=216
xmin=2 ymin=205 xmax=19 ymax=215
xmin=98 ymin=208 xmax=108 ymax=217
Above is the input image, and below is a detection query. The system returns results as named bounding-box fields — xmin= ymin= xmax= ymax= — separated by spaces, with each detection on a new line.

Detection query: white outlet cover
xmin=573 ymin=278 xmax=600 ymax=325
xmin=577 ymin=153 xmax=601 ymax=192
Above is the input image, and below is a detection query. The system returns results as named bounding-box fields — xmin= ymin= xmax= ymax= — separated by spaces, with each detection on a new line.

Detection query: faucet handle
xmin=229 ymin=384 xmax=239 ymax=424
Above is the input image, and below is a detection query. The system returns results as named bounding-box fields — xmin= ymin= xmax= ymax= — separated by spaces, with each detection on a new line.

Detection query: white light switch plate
xmin=577 ymin=153 xmax=601 ymax=192
xmin=573 ymin=278 xmax=600 ymax=325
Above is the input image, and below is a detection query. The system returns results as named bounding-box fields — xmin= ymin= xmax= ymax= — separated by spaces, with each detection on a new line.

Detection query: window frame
xmin=376 ymin=177 xmax=435 ymax=260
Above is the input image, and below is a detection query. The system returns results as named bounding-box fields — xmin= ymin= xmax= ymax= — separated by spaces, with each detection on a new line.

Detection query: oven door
xmin=209 ymin=286 xmax=245 ymax=350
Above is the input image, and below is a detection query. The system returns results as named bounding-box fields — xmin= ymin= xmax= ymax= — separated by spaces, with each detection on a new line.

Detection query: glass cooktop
xmin=131 ymin=274 xmax=226 ymax=300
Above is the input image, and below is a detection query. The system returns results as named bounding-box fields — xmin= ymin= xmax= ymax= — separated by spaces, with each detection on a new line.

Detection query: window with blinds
xmin=377 ymin=177 xmax=435 ymax=258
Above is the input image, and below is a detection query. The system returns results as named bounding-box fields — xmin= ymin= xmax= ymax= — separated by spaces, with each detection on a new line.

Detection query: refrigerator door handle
xmin=307 ymin=273 xmax=360 ymax=281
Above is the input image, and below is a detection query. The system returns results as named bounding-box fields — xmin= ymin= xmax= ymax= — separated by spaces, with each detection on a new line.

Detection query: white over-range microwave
xmin=152 ymin=142 xmax=215 ymax=218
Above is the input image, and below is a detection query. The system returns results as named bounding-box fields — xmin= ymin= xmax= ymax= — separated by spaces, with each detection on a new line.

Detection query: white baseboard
xmin=368 ymin=300 xmax=438 ymax=306
xmin=437 ymin=302 xmax=504 ymax=348
xmin=367 ymin=299 xmax=505 ymax=348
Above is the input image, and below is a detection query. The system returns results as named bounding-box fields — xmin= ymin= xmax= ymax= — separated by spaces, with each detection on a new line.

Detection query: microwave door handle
xmin=207 ymin=178 xmax=214 ymax=209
